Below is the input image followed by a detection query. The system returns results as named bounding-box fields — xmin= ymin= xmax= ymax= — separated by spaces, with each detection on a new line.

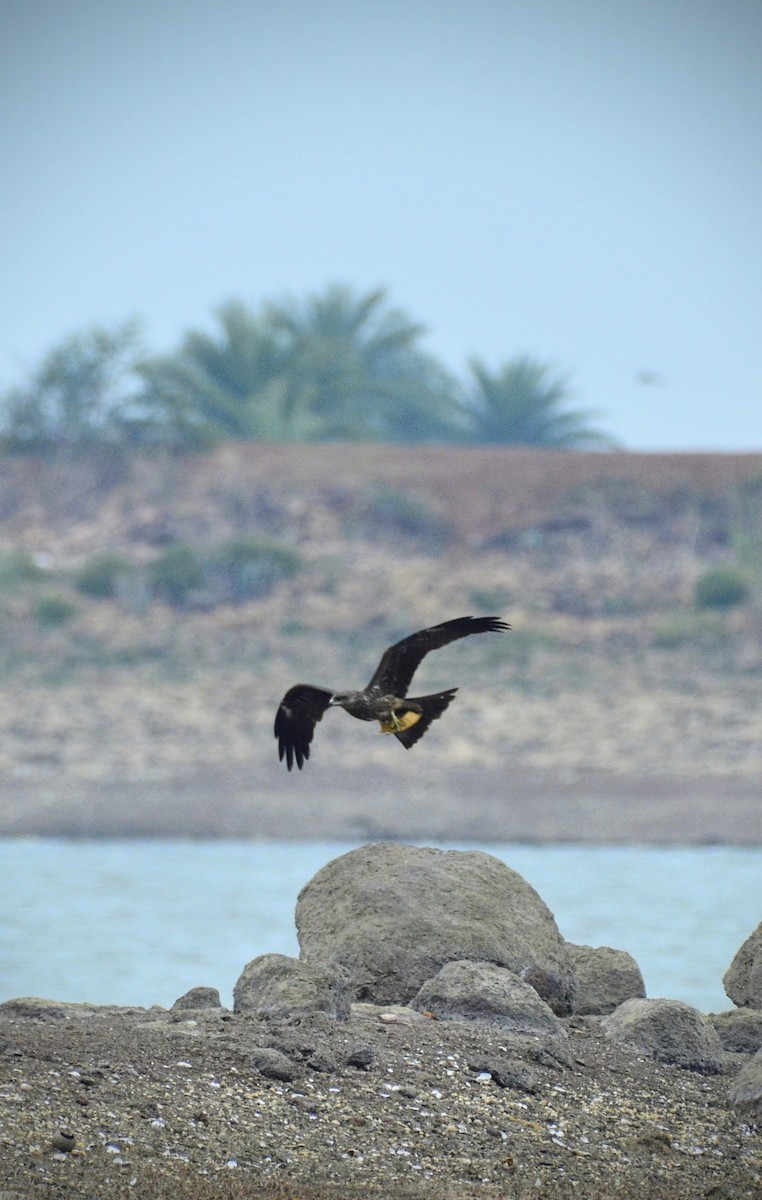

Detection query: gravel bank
xmin=0 ymin=998 xmax=759 ymax=1199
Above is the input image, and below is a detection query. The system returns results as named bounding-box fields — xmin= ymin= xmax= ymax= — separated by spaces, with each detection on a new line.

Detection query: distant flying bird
xmin=274 ymin=615 xmax=509 ymax=771
xmin=635 ymin=369 xmax=666 ymax=387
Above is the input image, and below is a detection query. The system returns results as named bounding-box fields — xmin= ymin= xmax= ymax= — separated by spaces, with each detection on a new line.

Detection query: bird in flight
xmin=274 ymin=615 xmax=509 ymax=770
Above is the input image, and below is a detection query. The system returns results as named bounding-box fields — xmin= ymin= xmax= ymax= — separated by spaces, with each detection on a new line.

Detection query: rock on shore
xmin=295 ymin=844 xmax=576 ymax=1012
xmin=0 ymin=843 xmax=759 ymax=1199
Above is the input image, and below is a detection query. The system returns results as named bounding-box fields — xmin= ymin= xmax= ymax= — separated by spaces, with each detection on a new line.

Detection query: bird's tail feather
xmin=393 ymin=688 xmax=458 ymax=749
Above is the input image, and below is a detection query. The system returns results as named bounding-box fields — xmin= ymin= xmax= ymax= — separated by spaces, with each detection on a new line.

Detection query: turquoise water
xmin=1 ymin=839 xmax=759 ymax=1013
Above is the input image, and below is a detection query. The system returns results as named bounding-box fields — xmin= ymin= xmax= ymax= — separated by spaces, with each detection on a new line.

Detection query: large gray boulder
xmin=409 ymin=959 xmax=566 ymax=1037
xmin=724 ymin=921 xmax=762 ymax=1009
xmin=566 ymin=944 xmax=645 ymax=1015
xmin=602 ymin=998 xmax=724 ymax=1074
xmin=295 ymin=843 xmax=576 ymax=1014
xmin=233 ymin=953 xmax=350 ymax=1019
xmin=729 ymin=1048 xmax=762 ymax=1121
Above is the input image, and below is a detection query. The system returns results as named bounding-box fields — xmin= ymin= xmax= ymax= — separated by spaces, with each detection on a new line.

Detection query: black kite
xmin=274 ymin=615 xmax=509 ymax=770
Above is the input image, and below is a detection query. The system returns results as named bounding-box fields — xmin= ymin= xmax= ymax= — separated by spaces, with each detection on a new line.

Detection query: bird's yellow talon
xmin=379 ymin=710 xmax=421 ymax=734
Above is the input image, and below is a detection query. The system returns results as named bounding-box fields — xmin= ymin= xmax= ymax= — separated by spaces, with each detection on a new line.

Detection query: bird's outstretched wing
xmin=274 ymin=684 xmax=333 ymax=771
xmin=366 ymin=615 xmax=509 ymax=697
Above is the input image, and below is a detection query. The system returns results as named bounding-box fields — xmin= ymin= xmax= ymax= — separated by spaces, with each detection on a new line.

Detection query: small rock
xmin=710 ymin=1008 xmax=762 ymax=1054
xmin=533 ymin=1042 xmax=574 ymax=1070
xmin=233 ymin=954 xmax=350 ymax=1019
xmin=352 ymin=1002 xmax=426 ymax=1025
xmin=171 ymin=987 xmax=222 ymax=1012
xmin=345 ymin=1043 xmax=374 ymax=1069
xmin=470 ymin=1057 xmax=538 ymax=1093
xmin=250 ymin=1047 xmax=297 ymax=1082
xmin=602 ymin=998 xmax=724 ymax=1073
xmin=51 ymin=1130 xmax=75 ymax=1153
xmin=566 ymin=943 xmax=645 ymax=1015
xmin=410 ymin=960 xmax=566 ymax=1037
xmin=306 ymin=1047 xmax=338 ymax=1073
xmin=629 ymin=1128 xmax=673 ymax=1155
xmin=728 ymin=1047 xmax=762 ymax=1121
xmin=0 ymin=998 xmax=84 ymax=1021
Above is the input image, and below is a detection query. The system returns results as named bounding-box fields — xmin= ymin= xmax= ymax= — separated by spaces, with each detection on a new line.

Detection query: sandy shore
xmin=1 ymin=763 xmax=760 ymax=843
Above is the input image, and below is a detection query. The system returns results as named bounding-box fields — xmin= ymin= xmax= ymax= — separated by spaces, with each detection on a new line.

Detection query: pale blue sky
xmin=1 ymin=0 xmax=760 ymax=449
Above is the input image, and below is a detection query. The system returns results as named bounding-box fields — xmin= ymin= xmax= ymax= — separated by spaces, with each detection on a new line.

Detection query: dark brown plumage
xmin=274 ymin=615 xmax=509 ymax=771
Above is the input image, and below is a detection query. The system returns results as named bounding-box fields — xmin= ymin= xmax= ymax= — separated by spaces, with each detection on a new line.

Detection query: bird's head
xmin=329 ymin=691 xmax=356 ymax=709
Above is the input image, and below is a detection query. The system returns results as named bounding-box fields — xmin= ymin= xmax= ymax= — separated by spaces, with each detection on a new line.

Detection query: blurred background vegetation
xmin=0 ymin=284 xmax=611 ymax=454
xmin=2 ymin=283 xmax=762 ymax=785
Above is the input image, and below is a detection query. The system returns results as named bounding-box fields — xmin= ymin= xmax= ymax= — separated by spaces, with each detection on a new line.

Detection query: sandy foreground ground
xmin=1 ymin=761 xmax=760 ymax=843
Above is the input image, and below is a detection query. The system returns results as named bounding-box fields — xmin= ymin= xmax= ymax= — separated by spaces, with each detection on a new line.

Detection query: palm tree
xmin=137 ymin=301 xmax=298 ymax=445
xmin=466 ymin=356 xmax=609 ymax=447
xmin=265 ymin=285 xmax=463 ymax=442
xmin=137 ymin=287 xmax=463 ymax=445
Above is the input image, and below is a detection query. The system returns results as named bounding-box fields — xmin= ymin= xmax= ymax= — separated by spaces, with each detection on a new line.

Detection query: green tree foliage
xmin=208 ymin=537 xmax=302 ymax=602
xmin=264 ymin=285 xmax=463 ymax=442
xmin=353 ymin=484 xmax=454 ymax=545
xmin=0 ymin=549 xmax=46 ymax=590
xmin=0 ymin=290 xmax=612 ymax=450
xmin=465 ymin=356 xmax=609 ymax=447
xmin=73 ymin=551 xmax=136 ymax=598
xmin=146 ymin=539 xmax=301 ymax=607
xmin=136 ymin=301 xmax=294 ymax=445
xmin=148 ymin=545 xmax=206 ymax=607
xmin=138 ymin=286 xmax=463 ymax=446
xmin=1 ymin=321 xmax=144 ymax=452
xmin=34 ymin=593 xmax=78 ymax=627
xmin=694 ymin=566 xmax=750 ymax=610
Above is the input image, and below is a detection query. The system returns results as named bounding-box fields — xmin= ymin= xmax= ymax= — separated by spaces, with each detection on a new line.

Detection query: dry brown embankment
xmin=1 ymin=445 xmax=761 ymax=842
xmin=3 ymin=443 xmax=762 ymax=551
